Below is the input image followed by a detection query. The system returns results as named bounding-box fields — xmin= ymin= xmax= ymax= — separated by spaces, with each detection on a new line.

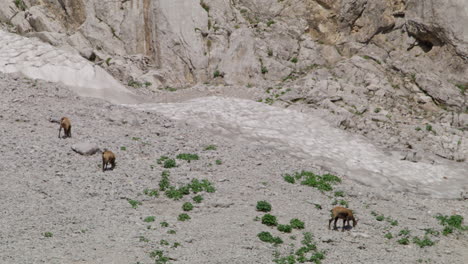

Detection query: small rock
xmin=185 ymin=238 xmax=193 ymax=243
xmin=72 ymin=142 xmax=100 ymax=156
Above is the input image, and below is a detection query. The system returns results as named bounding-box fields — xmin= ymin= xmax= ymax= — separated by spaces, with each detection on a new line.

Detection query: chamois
xmin=328 ymin=206 xmax=357 ymax=231
xmin=102 ymin=150 xmax=116 ymax=172
xmin=58 ymin=117 xmax=72 ymax=138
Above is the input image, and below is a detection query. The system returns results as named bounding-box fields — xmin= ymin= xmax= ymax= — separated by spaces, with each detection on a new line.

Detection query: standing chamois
xmin=329 ymin=206 xmax=357 ymax=231
xmin=58 ymin=117 xmax=72 ymax=138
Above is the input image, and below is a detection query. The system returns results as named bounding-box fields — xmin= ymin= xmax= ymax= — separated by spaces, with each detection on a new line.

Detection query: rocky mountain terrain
xmin=0 ymin=0 xmax=467 ymax=263
xmin=0 ymin=72 xmax=467 ymax=264
xmin=1 ymin=0 xmax=466 ymax=164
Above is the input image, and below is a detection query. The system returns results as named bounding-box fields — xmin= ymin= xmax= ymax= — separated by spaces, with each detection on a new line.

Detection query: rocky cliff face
xmin=0 ymin=0 xmax=467 ymax=162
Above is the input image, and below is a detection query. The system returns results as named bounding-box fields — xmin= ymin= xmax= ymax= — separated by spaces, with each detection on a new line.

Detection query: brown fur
xmin=58 ymin=117 xmax=72 ymax=138
xmin=328 ymin=206 xmax=357 ymax=232
xmin=102 ymin=150 xmax=116 ymax=172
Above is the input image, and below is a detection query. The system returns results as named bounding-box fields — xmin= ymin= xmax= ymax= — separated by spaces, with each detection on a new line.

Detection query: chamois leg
xmin=58 ymin=127 xmax=62 ymax=138
xmin=328 ymin=218 xmax=333 ymax=230
xmin=334 ymin=218 xmax=338 ymax=230
xmin=342 ymin=219 xmax=346 ymax=232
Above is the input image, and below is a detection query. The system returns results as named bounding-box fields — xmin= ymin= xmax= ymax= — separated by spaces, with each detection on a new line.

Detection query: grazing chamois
xmin=329 ymin=206 xmax=357 ymax=231
xmin=58 ymin=117 xmax=71 ymax=138
xmin=102 ymin=150 xmax=116 ymax=172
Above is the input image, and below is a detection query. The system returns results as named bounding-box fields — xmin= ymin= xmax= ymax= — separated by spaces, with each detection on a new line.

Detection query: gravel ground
xmin=0 ymin=72 xmax=467 ymax=264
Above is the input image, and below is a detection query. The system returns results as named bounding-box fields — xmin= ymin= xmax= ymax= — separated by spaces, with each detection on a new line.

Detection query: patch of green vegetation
xmin=204 ymin=145 xmax=217 ymax=150
xmin=262 ymin=214 xmax=278 ymax=226
xmin=291 ymin=57 xmax=298 ymax=63
xmin=131 ymin=137 xmax=140 ymax=141
xmin=425 ymin=124 xmax=432 ymax=132
xmin=163 ymin=159 xmax=177 ymax=168
xmin=397 ymin=237 xmax=410 ymax=245
xmin=374 ymin=108 xmax=381 ymax=113
xmin=14 ymin=0 xmax=26 ymax=11
xmin=266 ymin=20 xmax=275 ymax=27
xmin=338 ymin=200 xmax=349 ymax=208
xmin=128 ymin=80 xmax=143 ymax=88
xmin=435 ymin=214 xmax=467 ymax=235
xmin=256 ymin=201 xmax=272 ymax=212
xmin=215 ymin=159 xmax=222 ymax=165
xmin=172 ymin=242 xmax=181 ymax=248
xmin=455 ymin=83 xmax=467 ymax=94
xmin=376 ymin=215 xmax=385 ymax=221
xmin=285 ymin=171 xmax=341 ymax=191
xmin=143 ymin=188 xmax=159 ymax=197
xmin=149 ymin=250 xmax=170 ymax=264
xmin=182 ymin=202 xmax=194 ymax=211
xmin=139 ymin=236 xmax=150 ymax=242
xmin=261 ymin=66 xmax=268 ymax=74
xmin=415 ymin=127 xmax=422 ymax=131
xmin=334 ymin=191 xmax=345 ymax=197
xmin=384 ymin=232 xmax=393 ymax=239
xmin=399 ymin=228 xmax=410 ymax=236
xmin=120 ymin=146 xmax=126 ymax=151
xmin=160 ymin=221 xmax=169 ymax=228
xmin=144 ymin=216 xmax=155 ymax=223
xmin=283 ymin=174 xmax=295 ymax=184
xmin=213 ymin=70 xmax=221 ymax=78
xmin=290 ymin=218 xmax=305 ymax=229
xmin=176 ymin=153 xmax=199 ymax=162
xmin=167 ymin=229 xmax=176 ymax=234
xmin=128 ymin=199 xmax=142 ymax=209
xmin=178 ymin=213 xmax=191 ymax=221
xmin=424 ymin=228 xmax=440 ymax=236
xmin=257 ymin=231 xmax=283 ymax=245
xmin=413 ymin=236 xmax=435 ymax=248
xmin=160 ymin=239 xmax=170 ymax=246
xmin=277 ymin=224 xmax=292 ymax=233
xmin=314 ymin=204 xmax=322 ymax=210
xmin=43 ymin=232 xmax=53 ymax=238
xmin=193 ymin=195 xmax=203 ymax=203
xmin=105 ymin=57 xmax=112 ymax=66
xmin=159 ymin=170 xmax=171 ymax=191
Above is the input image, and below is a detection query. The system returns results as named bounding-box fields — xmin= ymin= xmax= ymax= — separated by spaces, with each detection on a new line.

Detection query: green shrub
xmin=435 ymin=214 xmax=466 ymax=231
xmin=143 ymin=188 xmax=159 ymax=197
xmin=399 ymin=229 xmax=410 ymax=236
xmin=290 ymin=218 xmax=305 ymax=229
xmin=277 ymin=224 xmax=292 ymax=233
xmin=193 ymin=195 xmax=203 ymax=203
xmin=176 ymin=153 xmax=199 ymax=162
xmin=144 ymin=216 xmax=155 ymax=222
xmin=215 ymin=159 xmax=222 ymax=165
xmin=182 ymin=202 xmax=194 ymax=211
xmin=204 ymin=145 xmax=217 ymax=150
xmin=413 ymin=236 xmax=435 ymax=248
xmin=291 ymin=57 xmax=298 ymax=63
xmin=257 ymin=231 xmax=283 ymax=245
xmin=163 ymin=159 xmax=176 ymax=168
xmin=159 ymin=170 xmax=170 ymax=191
xmin=44 ymin=232 xmax=53 ymax=238
xmin=334 ymin=191 xmax=345 ymax=197
xmin=283 ymin=174 xmax=295 ymax=184
xmin=178 ymin=213 xmax=191 ymax=221
xmin=397 ymin=237 xmax=410 ymax=245
xmin=128 ymin=199 xmax=141 ymax=209
xmin=262 ymin=214 xmax=278 ymax=226
xmin=261 ymin=66 xmax=268 ymax=74
xmin=384 ymin=233 xmax=393 ymax=239
xmin=160 ymin=221 xmax=169 ymax=227
xmin=256 ymin=201 xmax=272 ymax=212
xmin=376 ymin=215 xmax=385 ymax=221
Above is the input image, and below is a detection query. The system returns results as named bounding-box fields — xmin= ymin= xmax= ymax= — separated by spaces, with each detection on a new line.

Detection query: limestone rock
xmin=71 ymin=142 xmax=100 ymax=156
